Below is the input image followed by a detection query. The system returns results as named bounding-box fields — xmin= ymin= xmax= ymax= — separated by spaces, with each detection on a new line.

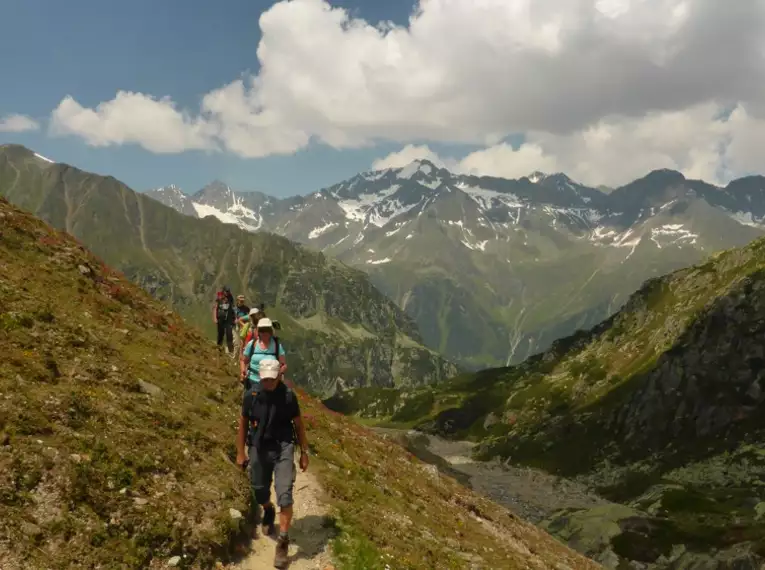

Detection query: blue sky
xmin=1 ymin=0 xmax=761 ymax=192
xmin=0 ymin=0 xmax=474 ymax=196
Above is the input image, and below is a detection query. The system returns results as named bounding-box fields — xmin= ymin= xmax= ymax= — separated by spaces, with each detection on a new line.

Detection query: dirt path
xmin=234 ymin=469 xmax=335 ymax=570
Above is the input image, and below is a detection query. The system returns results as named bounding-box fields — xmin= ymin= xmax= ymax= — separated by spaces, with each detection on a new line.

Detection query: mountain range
xmin=147 ymin=160 xmax=765 ymax=369
xmin=0 ymin=144 xmax=457 ymax=396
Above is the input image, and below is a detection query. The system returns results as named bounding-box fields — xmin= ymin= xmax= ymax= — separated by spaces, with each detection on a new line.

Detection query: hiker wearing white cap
xmin=236 ymin=358 xmax=309 ymax=568
xmin=241 ymin=316 xmax=286 ymax=391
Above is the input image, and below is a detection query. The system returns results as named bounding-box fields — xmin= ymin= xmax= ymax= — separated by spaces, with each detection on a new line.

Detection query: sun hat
xmin=257 ymin=318 xmax=273 ymax=329
xmin=259 ymin=358 xmax=280 ymax=379
xmin=248 ymin=307 xmax=261 ymax=317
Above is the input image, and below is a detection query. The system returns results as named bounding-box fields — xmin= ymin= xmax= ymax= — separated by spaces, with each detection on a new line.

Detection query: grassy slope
xmin=335 ymin=236 xmax=765 ymax=448
xmin=0 ymin=145 xmax=457 ymax=392
xmin=331 ymin=233 xmax=765 ymax=561
xmin=0 ymin=197 xmax=599 ymax=570
xmin=0 ymin=197 xmax=249 ymax=569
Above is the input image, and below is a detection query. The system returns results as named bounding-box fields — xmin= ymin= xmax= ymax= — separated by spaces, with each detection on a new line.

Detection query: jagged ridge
xmin=147 ymin=159 xmax=765 ymax=370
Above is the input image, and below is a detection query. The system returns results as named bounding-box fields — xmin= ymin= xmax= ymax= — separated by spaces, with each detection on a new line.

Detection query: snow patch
xmin=308 ymin=221 xmax=338 ymax=239
xmin=368 ymin=196 xmax=420 ymax=227
xmin=34 ymin=152 xmax=54 ymax=163
xmin=461 ymin=239 xmax=489 ymax=251
xmin=192 ymin=202 xmax=261 ymax=232
xmin=367 ymin=257 xmax=392 ymax=265
xmin=329 ymin=234 xmax=349 ymax=248
xmin=650 ymin=224 xmax=698 ymax=248
xmin=420 ymin=178 xmax=442 ymax=189
xmin=336 ymin=185 xmax=400 ymax=224
xmin=730 ymin=211 xmax=765 ymax=228
xmin=456 ymin=183 xmax=523 ymax=210
xmin=528 ymin=172 xmax=546 ymax=183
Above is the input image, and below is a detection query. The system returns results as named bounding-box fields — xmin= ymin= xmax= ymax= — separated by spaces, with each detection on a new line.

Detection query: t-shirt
xmin=241 ymin=382 xmax=300 ymax=447
xmin=243 ymin=337 xmax=286 ymax=385
xmin=234 ymin=305 xmax=250 ymax=331
xmin=235 ymin=305 xmax=250 ymax=322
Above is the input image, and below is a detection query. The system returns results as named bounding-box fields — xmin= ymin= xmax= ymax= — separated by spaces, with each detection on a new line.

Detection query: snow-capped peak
xmin=528 ymin=171 xmax=547 ymax=183
xmin=397 ymin=159 xmax=437 ymax=180
xmin=153 ymin=184 xmax=183 ymax=194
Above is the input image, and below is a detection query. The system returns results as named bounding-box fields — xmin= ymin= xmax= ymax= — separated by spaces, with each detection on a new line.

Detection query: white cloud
xmin=0 ymin=114 xmax=40 ymax=133
xmin=49 ymin=92 xmax=216 ymax=153
xmin=46 ymin=0 xmax=765 ymax=181
xmin=373 ymin=102 xmax=765 ymax=187
xmin=371 ymin=144 xmax=448 ymax=170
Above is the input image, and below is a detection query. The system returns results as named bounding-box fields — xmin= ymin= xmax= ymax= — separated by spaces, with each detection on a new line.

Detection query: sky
xmin=2 ymin=0 xmax=765 ymax=198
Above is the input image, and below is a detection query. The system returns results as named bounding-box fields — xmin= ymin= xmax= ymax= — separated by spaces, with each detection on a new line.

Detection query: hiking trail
xmin=234 ymin=469 xmax=335 ymax=570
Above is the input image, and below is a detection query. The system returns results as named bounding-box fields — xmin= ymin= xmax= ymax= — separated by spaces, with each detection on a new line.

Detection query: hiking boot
xmin=261 ymin=504 xmax=276 ymax=536
xmin=274 ymin=535 xmax=289 ymax=569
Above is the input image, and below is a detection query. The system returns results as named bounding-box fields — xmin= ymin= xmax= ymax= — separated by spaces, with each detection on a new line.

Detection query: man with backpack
xmin=213 ymin=285 xmax=236 ymax=353
xmin=236 ymin=358 xmax=309 ymax=569
xmin=240 ymin=317 xmax=286 ymax=392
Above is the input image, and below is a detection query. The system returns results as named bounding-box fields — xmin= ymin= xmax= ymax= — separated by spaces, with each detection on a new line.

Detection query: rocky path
xmin=234 ymin=469 xmax=335 ymax=570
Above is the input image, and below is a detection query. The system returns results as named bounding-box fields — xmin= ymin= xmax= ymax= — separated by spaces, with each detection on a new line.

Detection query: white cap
xmin=248 ymin=307 xmax=261 ymax=317
xmin=259 ymin=358 xmax=280 ymax=379
xmin=257 ymin=318 xmax=273 ymax=329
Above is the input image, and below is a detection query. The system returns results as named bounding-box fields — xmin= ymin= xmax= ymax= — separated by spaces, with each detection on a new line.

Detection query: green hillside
xmin=0 ymin=144 xmax=458 ymax=394
xmin=0 ymin=196 xmax=600 ymax=570
xmin=328 ymin=234 xmax=765 ymax=566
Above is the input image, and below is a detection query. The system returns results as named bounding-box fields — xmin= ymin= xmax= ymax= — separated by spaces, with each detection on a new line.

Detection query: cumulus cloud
xmin=371 ymin=144 xmax=448 ymax=170
xmin=373 ymin=103 xmax=765 ymax=187
xmin=49 ymin=92 xmax=216 ymax=153
xmin=47 ymin=0 xmax=765 ymax=180
xmin=0 ymin=114 xmax=40 ymax=133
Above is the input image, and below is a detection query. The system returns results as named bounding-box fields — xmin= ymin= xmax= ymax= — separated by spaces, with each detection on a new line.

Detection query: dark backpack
xmin=246 ymin=386 xmax=298 ymax=446
xmin=216 ymin=293 xmax=234 ymax=320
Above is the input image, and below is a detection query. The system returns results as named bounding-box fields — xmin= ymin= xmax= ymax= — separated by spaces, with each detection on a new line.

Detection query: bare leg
xmin=279 ymin=505 xmax=293 ymax=534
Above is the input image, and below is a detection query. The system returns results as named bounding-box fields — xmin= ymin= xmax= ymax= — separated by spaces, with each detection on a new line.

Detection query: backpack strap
xmin=285 ymin=388 xmax=299 ymax=445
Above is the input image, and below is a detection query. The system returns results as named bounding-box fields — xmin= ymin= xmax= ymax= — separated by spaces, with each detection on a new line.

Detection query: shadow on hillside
xmin=287 ymin=514 xmax=337 ymax=563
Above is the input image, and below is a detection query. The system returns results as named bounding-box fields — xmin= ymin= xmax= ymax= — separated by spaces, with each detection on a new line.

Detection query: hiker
xmin=235 ymin=295 xmax=250 ymax=330
xmin=236 ymin=358 xmax=310 ymax=569
xmin=241 ymin=317 xmax=286 ymax=391
xmin=239 ymin=305 xmax=265 ymax=357
xmin=233 ymin=295 xmax=250 ymax=358
xmin=213 ymin=285 xmax=236 ymax=353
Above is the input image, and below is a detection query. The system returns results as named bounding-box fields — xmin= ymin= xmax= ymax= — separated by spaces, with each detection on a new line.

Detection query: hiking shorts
xmin=249 ymin=441 xmax=296 ymax=508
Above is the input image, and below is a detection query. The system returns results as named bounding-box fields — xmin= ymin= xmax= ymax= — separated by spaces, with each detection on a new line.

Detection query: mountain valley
xmin=148 ymin=161 xmax=765 ymax=369
xmin=0 ymin=195 xmax=601 ymax=570
xmin=327 ymin=226 xmax=765 ymax=568
xmin=0 ymin=144 xmax=457 ymax=396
